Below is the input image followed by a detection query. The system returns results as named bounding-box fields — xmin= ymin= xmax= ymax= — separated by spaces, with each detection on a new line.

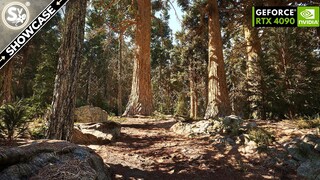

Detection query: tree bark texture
xmin=117 ymin=34 xmax=123 ymax=115
xmin=123 ymin=0 xmax=153 ymax=116
xmin=189 ymin=61 xmax=198 ymax=119
xmin=244 ymin=1 xmax=264 ymax=119
xmin=47 ymin=0 xmax=87 ymax=140
xmin=0 ymin=61 xmax=13 ymax=105
xmin=205 ymin=0 xmax=231 ymax=119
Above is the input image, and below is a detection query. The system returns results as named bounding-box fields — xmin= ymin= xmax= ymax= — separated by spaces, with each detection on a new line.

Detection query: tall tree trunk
xmin=0 ymin=61 xmax=13 ymax=104
xmin=205 ymin=0 xmax=231 ymax=119
xmin=47 ymin=0 xmax=87 ymax=140
xmin=117 ymin=34 xmax=123 ymax=115
xmin=123 ymin=0 xmax=153 ymax=116
xmin=244 ymin=0 xmax=265 ymax=119
xmin=159 ymin=60 xmax=163 ymax=112
xmin=244 ymin=27 xmax=263 ymax=119
xmin=189 ymin=60 xmax=197 ymax=119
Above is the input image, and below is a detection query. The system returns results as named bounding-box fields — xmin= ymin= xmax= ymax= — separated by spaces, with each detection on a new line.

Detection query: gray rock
xmin=226 ymin=137 xmax=235 ymax=145
xmin=223 ymin=115 xmax=243 ymax=125
xmin=297 ymin=160 xmax=320 ymax=180
xmin=222 ymin=115 xmax=243 ymax=135
xmin=71 ymin=121 xmax=121 ymax=145
xmin=287 ymin=145 xmax=309 ymax=162
xmin=302 ymin=134 xmax=319 ymax=147
xmin=170 ymin=122 xmax=191 ymax=135
xmin=75 ymin=105 xmax=108 ymax=123
xmin=171 ymin=115 xmax=243 ymax=136
xmin=0 ymin=141 xmax=111 ymax=180
xmin=170 ymin=120 xmax=216 ymax=135
xmin=285 ymin=134 xmax=320 ymax=163
xmin=246 ymin=122 xmax=258 ymax=129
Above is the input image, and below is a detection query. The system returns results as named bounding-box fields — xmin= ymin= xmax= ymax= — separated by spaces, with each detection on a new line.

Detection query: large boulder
xmin=285 ymin=135 xmax=320 ymax=162
xmin=75 ymin=106 xmax=108 ymax=123
xmin=284 ymin=134 xmax=320 ymax=179
xmin=0 ymin=140 xmax=111 ymax=180
xmin=71 ymin=121 xmax=121 ymax=145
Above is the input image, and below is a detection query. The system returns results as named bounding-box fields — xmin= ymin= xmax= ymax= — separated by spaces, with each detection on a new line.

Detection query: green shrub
xmin=174 ymin=93 xmax=188 ymax=116
xmin=0 ymin=101 xmax=30 ymax=141
xmin=295 ymin=117 xmax=320 ymax=129
xmin=29 ymin=118 xmax=47 ymax=139
xmin=248 ymin=127 xmax=274 ymax=146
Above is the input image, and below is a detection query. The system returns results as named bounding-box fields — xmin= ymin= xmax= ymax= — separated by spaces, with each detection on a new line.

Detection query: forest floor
xmin=88 ymin=117 xmax=313 ymax=180
xmin=0 ymin=117 xmax=314 ymax=179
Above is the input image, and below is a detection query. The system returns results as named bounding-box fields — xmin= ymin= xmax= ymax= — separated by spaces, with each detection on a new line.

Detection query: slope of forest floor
xmin=89 ymin=117 xmax=314 ymax=180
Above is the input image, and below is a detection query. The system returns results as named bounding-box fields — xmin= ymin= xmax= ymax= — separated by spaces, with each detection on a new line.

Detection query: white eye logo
xmin=300 ymin=9 xmax=315 ymax=19
xmin=2 ymin=2 xmax=30 ymax=30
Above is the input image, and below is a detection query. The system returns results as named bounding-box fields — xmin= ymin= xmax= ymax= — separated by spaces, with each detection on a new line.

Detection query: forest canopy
xmin=0 ymin=0 xmax=319 ymax=132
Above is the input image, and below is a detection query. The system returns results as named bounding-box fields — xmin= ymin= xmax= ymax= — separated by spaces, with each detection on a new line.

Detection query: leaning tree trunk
xmin=205 ymin=0 xmax=231 ymax=119
xmin=123 ymin=0 xmax=153 ymax=116
xmin=47 ymin=0 xmax=87 ymax=140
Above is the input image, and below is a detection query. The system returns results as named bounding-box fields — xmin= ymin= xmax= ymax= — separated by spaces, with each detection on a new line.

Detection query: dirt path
xmin=88 ymin=118 xmax=307 ymax=180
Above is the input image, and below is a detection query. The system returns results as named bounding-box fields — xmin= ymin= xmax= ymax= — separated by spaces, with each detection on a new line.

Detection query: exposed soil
xmin=88 ymin=117 xmax=313 ymax=180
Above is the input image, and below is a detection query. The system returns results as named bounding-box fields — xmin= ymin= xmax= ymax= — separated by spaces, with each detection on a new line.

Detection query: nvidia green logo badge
xmin=300 ymin=9 xmax=315 ymax=19
xmin=298 ymin=6 xmax=319 ymax=27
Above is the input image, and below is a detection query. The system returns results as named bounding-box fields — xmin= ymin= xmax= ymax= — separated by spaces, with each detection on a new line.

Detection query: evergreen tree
xmin=123 ymin=0 xmax=153 ymax=116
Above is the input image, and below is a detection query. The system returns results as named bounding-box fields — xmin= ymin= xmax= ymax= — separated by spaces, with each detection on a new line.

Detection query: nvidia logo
xmin=298 ymin=6 xmax=319 ymax=27
xmin=300 ymin=9 xmax=315 ymax=19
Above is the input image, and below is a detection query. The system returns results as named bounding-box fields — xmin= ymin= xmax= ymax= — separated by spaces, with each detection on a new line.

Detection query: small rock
xmin=178 ymin=169 xmax=188 ymax=174
xmin=226 ymin=137 xmax=235 ymax=145
xmin=244 ymin=141 xmax=258 ymax=153
xmin=314 ymin=143 xmax=320 ymax=152
xmin=246 ymin=122 xmax=258 ymax=129
xmin=301 ymin=134 xmax=319 ymax=147
xmin=168 ymin=169 xmax=175 ymax=174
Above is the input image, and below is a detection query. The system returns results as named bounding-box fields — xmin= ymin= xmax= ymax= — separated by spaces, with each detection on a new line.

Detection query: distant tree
xmin=0 ymin=61 xmax=13 ymax=105
xmin=47 ymin=0 xmax=87 ymax=140
xmin=151 ymin=6 xmax=175 ymax=114
xmin=243 ymin=0 xmax=265 ymax=119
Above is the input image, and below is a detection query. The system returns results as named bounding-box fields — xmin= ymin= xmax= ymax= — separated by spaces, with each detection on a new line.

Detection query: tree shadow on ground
xmin=108 ymin=152 xmax=248 ymax=180
xmin=121 ymin=120 xmax=177 ymax=130
xmin=104 ymin=119 xmax=300 ymax=180
xmin=113 ymin=132 xmax=180 ymax=150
